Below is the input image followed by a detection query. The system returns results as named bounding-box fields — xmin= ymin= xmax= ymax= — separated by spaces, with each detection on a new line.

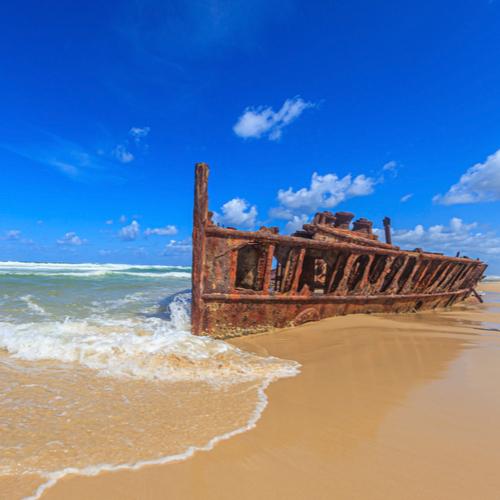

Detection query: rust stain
xmin=191 ymin=164 xmax=487 ymax=338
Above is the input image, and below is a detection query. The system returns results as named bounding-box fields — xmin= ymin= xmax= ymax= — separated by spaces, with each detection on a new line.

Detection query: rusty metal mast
xmin=191 ymin=162 xmax=209 ymax=335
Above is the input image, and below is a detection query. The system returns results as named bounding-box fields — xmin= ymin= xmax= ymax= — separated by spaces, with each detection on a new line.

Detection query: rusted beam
xmin=281 ymin=249 xmax=295 ymax=292
xmin=261 ymin=244 xmax=275 ymax=294
xmin=358 ymin=254 xmax=375 ymax=292
xmin=325 ymin=253 xmax=342 ymax=293
xmin=436 ymin=263 xmax=463 ymax=292
xmin=281 ymin=247 xmax=305 ymax=293
xmin=368 ymin=255 xmax=394 ymax=294
xmin=468 ymin=264 xmax=487 ymax=288
xmin=255 ymin=247 xmax=268 ymax=290
xmin=427 ymin=261 xmax=453 ymax=293
xmin=400 ymin=256 xmax=423 ymax=294
xmin=290 ymin=248 xmax=306 ymax=293
xmin=416 ymin=260 xmax=444 ymax=292
xmin=304 ymin=223 xmax=396 ymax=249
xmin=229 ymin=248 xmax=239 ymax=289
xmin=191 ymin=162 xmax=209 ymax=335
xmin=206 ymin=226 xmax=476 ymax=265
xmin=202 ymin=288 xmax=469 ymax=303
xmin=454 ymin=263 xmax=477 ymax=290
xmin=384 ymin=256 xmax=412 ymax=294
xmin=471 ymin=288 xmax=483 ymax=303
xmin=334 ymin=253 xmax=358 ymax=294
xmin=381 ymin=256 xmax=406 ymax=293
xmin=449 ymin=264 xmax=470 ymax=291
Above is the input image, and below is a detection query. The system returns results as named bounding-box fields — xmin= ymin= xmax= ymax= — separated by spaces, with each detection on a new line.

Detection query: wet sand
xmin=43 ymin=283 xmax=500 ymax=500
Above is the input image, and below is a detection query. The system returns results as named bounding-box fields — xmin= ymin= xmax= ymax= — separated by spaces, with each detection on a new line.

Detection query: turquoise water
xmin=0 ymin=262 xmax=191 ymax=324
xmin=0 ymin=261 xmax=299 ymax=382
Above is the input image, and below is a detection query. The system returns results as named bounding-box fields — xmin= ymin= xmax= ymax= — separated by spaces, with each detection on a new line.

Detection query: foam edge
xmin=24 ymin=365 xmax=300 ymax=500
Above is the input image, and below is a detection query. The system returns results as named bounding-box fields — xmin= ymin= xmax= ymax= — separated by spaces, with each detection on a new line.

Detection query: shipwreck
xmin=191 ymin=163 xmax=486 ymax=338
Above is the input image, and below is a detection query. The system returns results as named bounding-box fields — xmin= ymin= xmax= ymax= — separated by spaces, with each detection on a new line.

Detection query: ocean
xmin=0 ymin=262 xmax=299 ymax=499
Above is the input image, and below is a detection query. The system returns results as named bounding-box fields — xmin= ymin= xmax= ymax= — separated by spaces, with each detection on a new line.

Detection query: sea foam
xmin=0 ymin=294 xmax=298 ymax=385
xmin=19 ymin=295 xmax=48 ymax=316
xmin=0 ymin=262 xmax=191 ymax=278
xmin=24 ymin=374 xmax=286 ymax=500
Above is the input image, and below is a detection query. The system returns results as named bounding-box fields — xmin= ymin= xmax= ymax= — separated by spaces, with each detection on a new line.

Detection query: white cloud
xmin=400 ymin=193 xmax=413 ymax=203
xmin=382 ymin=160 xmax=398 ymax=172
xmin=144 ymin=225 xmax=178 ymax=236
xmin=57 ymin=232 xmax=86 ymax=246
xmin=433 ymin=149 xmax=500 ymax=205
xmin=285 ymin=214 xmax=310 ymax=234
xmin=213 ymin=198 xmax=258 ymax=228
xmin=129 ymin=126 xmax=150 ymax=142
xmin=5 ymin=230 xmax=21 ymax=241
xmin=118 ymin=220 xmax=140 ymax=241
xmin=347 ymin=175 xmax=376 ymax=196
xmin=51 ymin=161 xmax=80 ymax=177
xmin=276 ymin=172 xmax=375 ymax=213
xmin=105 ymin=219 xmax=114 ymax=225
xmin=112 ymin=144 xmax=134 ymax=163
xmin=268 ymin=206 xmax=294 ymax=220
xmin=390 ymin=217 xmax=500 ymax=260
xmin=110 ymin=127 xmax=150 ymax=164
xmin=381 ymin=160 xmax=398 ymax=180
xmin=2 ymin=230 xmax=34 ymax=245
xmin=162 ymin=238 xmax=193 ymax=255
xmin=268 ymin=171 xmax=376 ymax=234
xmin=233 ymin=96 xmax=314 ymax=141
xmin=119 ymin=215 xmax=128 ymax=224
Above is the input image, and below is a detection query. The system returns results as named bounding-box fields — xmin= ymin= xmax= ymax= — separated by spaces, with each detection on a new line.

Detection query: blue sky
xmin=1 ymin=0 xmax=500 ymax=272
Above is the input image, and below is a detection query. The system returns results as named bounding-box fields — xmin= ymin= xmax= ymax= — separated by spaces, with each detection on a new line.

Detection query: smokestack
xmin=383 ymin=217 xmax=392 ymax=245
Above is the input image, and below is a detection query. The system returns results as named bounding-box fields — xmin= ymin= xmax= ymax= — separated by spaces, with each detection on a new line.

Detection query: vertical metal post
xmin=290 ymin=248 xmax=306 ymax=293
xmin=262 ymin=244 xmax=276 ymax=294
xmin=191 ymin=162 xmax=209 ymax=335
xmin=383 ymin=217 xmax=392 ymax=245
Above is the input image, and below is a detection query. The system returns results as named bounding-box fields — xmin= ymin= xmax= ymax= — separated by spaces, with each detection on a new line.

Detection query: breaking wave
xmin=0 ymin=262 xmax=191 ymax=279
xmin=19 ymin=295 xmax=48 ymax=316
xmin=0 ymin=293 xmax=298 ymax=385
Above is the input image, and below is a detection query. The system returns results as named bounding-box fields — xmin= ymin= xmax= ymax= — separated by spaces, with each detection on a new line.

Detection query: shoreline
xmin=38 ymin=283 xmax=500 ymax=499
xmin=22 ymin=375 xmax=290 ymax=500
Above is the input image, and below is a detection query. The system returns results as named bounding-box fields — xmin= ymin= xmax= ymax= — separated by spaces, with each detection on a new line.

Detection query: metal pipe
xmin=383 ymin=217 xmax=392 ymax=245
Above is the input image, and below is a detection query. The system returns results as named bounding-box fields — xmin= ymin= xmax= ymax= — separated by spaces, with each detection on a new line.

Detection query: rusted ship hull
xmin=191 ymin=163 xmax=486 ymax=338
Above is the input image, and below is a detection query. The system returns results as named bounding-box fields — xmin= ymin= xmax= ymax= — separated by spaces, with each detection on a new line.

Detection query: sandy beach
xmin=37 ymin=282 xmax=500 ymax=500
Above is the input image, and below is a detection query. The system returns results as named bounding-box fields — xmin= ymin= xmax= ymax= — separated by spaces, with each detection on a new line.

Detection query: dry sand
xmin=43 ymin=283 xmax=500 ymax=500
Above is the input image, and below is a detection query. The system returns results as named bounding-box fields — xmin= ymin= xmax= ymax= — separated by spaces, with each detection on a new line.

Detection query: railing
xmin=203 ymin=227 xmax=485 ymax=299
